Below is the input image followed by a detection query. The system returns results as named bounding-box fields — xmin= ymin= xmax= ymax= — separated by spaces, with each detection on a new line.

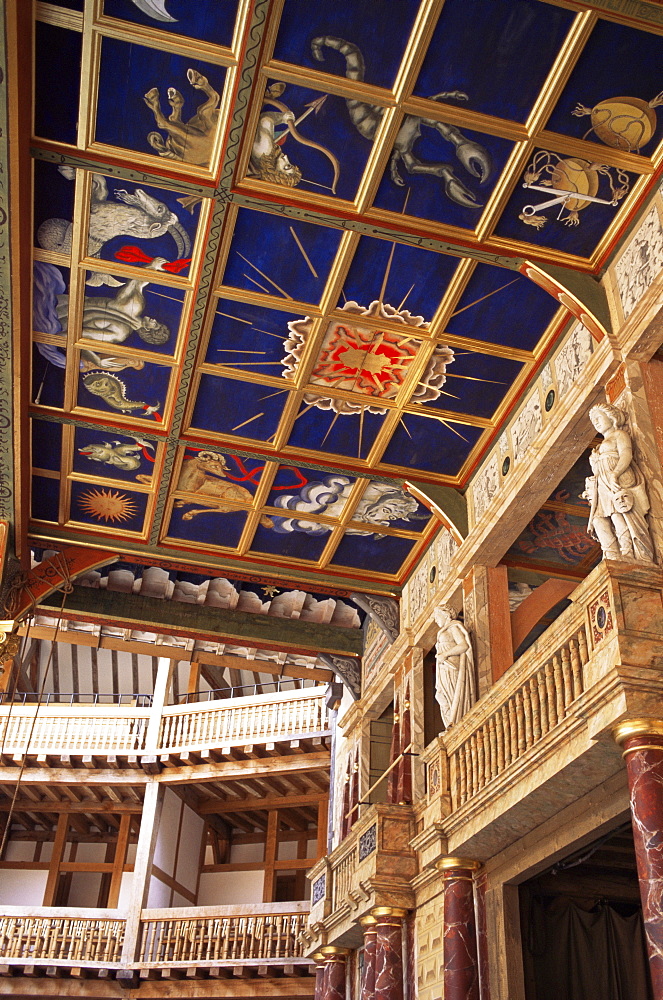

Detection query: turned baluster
xmin=495 ymin=709 xmax=505 ymax=772
xmin=553 ymin=653 xmax=565 ymax=720
xmin=522 ymin=683 xmax=533 ymax=749
xmin=529 ymin=677 xmax=541 ymax=742
xmin=499 ymin=705 xmax=510 ymax=767
xmin=463 ymin=742 xmax=472 ymax=802
xmin=545 ymin=661 xmax=557 ymax=728
xmin=570 ymin=635 xmax=583 ymax=698
xmin=476 ymin=728 xmax=486 ymax=789
xmin=515 ymin=689 xmax=526 ymax=755
xmin=561 ymin=645 xmax=574 ymax=707
xmin=506 ymin=697 xmax=517 ymax=761
xmin=458 ymin=746 xmax=468 ymax=804
xmin=535 ymin=671 xmax=548 ymax=735
xmin=469 ymin=734 xmax=479 ymax=796
xmin=578 ymin=625 xmax=589 ymax=665
xmin=488 ymin=715 xmax=498 ymax=779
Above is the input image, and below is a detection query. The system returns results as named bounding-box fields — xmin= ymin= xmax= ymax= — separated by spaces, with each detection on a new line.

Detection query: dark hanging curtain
xmin=523 ymin=895 xmax=653 ymax=1000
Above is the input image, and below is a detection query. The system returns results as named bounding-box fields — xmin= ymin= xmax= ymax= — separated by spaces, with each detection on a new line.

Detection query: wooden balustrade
xmin=158 ymin=688 xmax=327 ymax=753
xmin=0 ymin=706 xmax=150 ymax=756
xmin=0 ymin=688 xmax=327 ymax=760
xmin=331 ymin=847 xmax=357 ymax=910
xmin=0 ymin=913 xmax=125 ymax=965
xmin=138 ymin=905 xmax=309 ymax=967
xmin=445 ymin=603 xmax=591 ymax=809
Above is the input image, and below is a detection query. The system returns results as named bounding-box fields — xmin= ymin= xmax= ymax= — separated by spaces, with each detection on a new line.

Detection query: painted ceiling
xmin=26 ymin=0 xmax=663 ymax=593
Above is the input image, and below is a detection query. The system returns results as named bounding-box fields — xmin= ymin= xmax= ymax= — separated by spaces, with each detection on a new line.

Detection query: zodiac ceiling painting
xmin=28 ymin=0 xmax=663 ymax=589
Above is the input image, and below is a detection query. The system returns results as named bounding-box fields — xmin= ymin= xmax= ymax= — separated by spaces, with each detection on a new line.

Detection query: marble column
xmin=372 ymin=906 xmax=407 ymax=1000
xmin=614 ymin=720 xmax=663 ymax=998
xmin=320 ymin=946 xmax=348 ymax=1000
xmin=437 ymin=857 xmax=481 ymax=1000
xmin=360 ymin=915 xmax=377 ymax=1000
xmin=312 ymin=952 xmax=326 ymax=1000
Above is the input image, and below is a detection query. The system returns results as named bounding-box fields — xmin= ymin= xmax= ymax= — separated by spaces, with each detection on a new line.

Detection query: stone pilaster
xmin=359 ymin=915 xmax=377 ymax=1000
xmin=372 ymin=906 xmax=407 ymax=1000
xmin=437 ymin=858 xmax=481 ymax=1000
xmin=614 ymin=720 xmax=663 ymax=998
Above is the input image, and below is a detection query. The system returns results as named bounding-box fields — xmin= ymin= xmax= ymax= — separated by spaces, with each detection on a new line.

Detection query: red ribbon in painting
xmin=115 ymin=245 xmax=191 ymax=274
xmin=184 ymin=450 xmax=308 ymax=490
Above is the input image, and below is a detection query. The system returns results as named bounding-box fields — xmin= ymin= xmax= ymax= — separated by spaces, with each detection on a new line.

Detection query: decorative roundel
xmin=429 ymin=565 xmax=437 ymax=583
xmin=502 ymin=456 xmax=511 ymax=476
xmin=596 ymin=605 xmax=607 ymax=630
xmin=545 ymin=389 xmax=555 ymax=412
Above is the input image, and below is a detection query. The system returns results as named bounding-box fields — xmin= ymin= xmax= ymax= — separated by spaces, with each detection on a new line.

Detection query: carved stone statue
xmin=583 ymin=403 xmax=654 ymax=563
xmin=434 ymin=604 xmax=476 ymax=729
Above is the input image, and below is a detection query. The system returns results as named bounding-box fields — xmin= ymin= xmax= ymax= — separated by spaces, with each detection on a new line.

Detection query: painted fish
xmin=82 ymin=372 xmax=155 ymax=413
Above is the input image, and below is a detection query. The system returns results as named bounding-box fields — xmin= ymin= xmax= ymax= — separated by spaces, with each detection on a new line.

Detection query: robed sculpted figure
xmin=434 ymin=605 xmax=476 ymax=729
xmin=583 ymin=403 xmax=654 ymax=563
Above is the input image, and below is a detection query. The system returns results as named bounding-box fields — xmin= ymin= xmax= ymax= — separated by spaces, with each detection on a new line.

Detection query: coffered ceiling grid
xmin=25 ymin=0 xmax=663 ymax=590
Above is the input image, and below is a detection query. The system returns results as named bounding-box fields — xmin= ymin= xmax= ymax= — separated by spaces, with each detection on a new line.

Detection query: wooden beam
xmin=197 ymin=652 xmax=333 ymax=685
xmin=107 ymin=813 xmax=130 ymax=908
xmin=262 ymin=809 xmax=278 ymax=904
xmin=38 ymin=586 xmax=363 ymax=657
xmin=0 ymin=751 xmax=330 ymax=786
xmin=197 ymin=793 xmax=326 ymax=814
xmin=42 ymin=813 xmax=68 ymax=906
xmin=0 ymin=800 xmax=142 ymax=813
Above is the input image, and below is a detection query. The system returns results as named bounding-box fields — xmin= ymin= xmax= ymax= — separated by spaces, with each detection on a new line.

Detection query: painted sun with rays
xmin=78 ymin=488 xmax=138 ymax=523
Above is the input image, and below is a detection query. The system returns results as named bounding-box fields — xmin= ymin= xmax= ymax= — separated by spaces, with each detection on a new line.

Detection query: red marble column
xmin=321 ymin=946 xmax=348 ymax=1000
xmin=615 ymin=720 xmax=663 ymax=998
xmin=360 ymin=915 xmax=377 ymax=1000
xmin=313 ymin=952 xmax=326 ymax=1000
xmin=372 ymin=906 xmax=407 ymax=1000
xmin=437 ymin=858 xmax=481 ymax=1000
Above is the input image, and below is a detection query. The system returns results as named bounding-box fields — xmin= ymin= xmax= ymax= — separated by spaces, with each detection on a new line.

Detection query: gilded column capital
xmin=613 ymin=719 xmax=663 ymax=745
xmin=320 ymin=946 xmax=350 ymax=958
xmin=370 ymin=906 xmax=408 ymax=919
xmin=436 ymin=856 xmax=482 ymax=873
xmin=359 ymin=914 xmax=378 ymax=927
xmin=312 ymin=951 xmax=327 ymax=964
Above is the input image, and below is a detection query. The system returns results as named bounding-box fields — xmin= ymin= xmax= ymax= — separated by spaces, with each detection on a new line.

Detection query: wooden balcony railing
xmin=443 ymin=592 xmax=591 ymax=810
xmin=0 ymin=687 xmax=327 ymax=761
xmin=0 ymin=910 xmax=125 ymax=966
xmin=158 ymin=688 xmax=327 ymax=753
xmin=0 ymin=706 xmax=150 ymax=756
xmin=138 ymin=904 xmax=310 ymax=967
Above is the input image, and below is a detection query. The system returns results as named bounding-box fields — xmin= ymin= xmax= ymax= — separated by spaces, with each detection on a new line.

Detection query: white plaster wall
xmin=67 ymin=872 xmax=103 ymax=908
xmin=175 ymin=802 xmax=204 ymax=892
xmin=4 ymin=841 xmax=34 ymax=861
xmin=152 ymin=788 xmax=180 ymax=876
xmin=117 ymin=871 xmax=133 ymax=910
xmin=229 ymin=842 xmax=264 ymax=863
xmin=197 ymin=870 xmax=264 ymax=906
xmin=0 ymin=869 xmax=47 ymax=905
xmin=74 ymin=843 xmax=106 ymax=862
xmin=146 ymin=875 xmax=171 ymax=908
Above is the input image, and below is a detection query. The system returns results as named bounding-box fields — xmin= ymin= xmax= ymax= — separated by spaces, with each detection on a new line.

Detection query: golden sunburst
xmin=79 ymin=488 xmax=138 ymax=523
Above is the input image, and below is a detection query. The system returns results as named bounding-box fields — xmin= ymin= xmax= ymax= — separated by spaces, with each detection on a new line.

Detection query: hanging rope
xmin=0 ymin=569 xmax=73 ymax=858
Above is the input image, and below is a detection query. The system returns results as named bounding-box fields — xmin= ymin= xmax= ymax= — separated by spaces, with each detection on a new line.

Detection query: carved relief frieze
xmin=615 ymin=204 xmax=663 ymax=319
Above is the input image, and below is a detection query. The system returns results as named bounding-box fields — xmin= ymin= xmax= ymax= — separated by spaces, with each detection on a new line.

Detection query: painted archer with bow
xmin=248 ymin=83 xmax=341 ymax=195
